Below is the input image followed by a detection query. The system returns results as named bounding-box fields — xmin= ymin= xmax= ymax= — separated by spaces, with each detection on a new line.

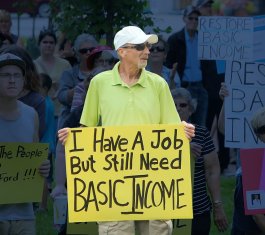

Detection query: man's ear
xmin=117 ymin=48 xmax=126 ymax=59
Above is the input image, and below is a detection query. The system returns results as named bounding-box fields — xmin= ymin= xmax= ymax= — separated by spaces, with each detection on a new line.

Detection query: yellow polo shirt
xmin=80 ymin=62 xmax=181 ymax=127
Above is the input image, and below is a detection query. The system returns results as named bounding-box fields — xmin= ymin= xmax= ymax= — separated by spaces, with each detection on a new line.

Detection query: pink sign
xmin=241 ymin=148 xmax=265 ymax=215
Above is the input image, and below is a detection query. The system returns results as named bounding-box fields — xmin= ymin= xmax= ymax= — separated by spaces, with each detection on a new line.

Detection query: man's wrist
xmin=213 ymin=200 xmax=223 ymax=207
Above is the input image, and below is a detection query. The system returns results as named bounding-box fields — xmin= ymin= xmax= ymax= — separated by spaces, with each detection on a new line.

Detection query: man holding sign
xmin=0 ymin=51 xmax=50 ymax=234
xmin=59 ymin=26 xmax=195 ymax=235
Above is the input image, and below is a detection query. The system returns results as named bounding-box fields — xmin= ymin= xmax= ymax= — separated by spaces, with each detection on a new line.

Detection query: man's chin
xmin=138 ymin=61 xmax=147 ymax=69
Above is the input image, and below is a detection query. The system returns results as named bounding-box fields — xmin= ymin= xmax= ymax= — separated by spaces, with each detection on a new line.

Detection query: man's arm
xmin=204 ymin=150 xmax=228 ymax=232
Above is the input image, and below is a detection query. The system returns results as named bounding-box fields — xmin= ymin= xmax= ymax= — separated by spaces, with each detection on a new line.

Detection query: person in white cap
xmin=0 ymin=52 xmax=50 ymax=234
xmin=58 ymin=25 xmax=195 ymax=235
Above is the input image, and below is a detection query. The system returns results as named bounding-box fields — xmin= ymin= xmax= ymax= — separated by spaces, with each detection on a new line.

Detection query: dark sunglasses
xmin=176 ymin=103 xmax=188 ymax=108
xmin=149 ymin=46 xmax=165 ymax=52
xmin=78 ymin=47 xmax=95 ymax=54
xmin=122 ymin=42 xmax=152 ymax=51
xmin=188 ymin=16 xmax=198 ymax=21
xmin=254 ymin=125 xmax=265 ymax=135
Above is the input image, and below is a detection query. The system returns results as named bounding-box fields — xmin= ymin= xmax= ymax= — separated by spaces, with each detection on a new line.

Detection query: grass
xmin=36 ymin=176 xmax=236 ymax=235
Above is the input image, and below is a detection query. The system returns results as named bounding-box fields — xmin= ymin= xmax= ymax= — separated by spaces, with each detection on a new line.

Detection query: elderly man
xmin=166 ymin=6 xmax=208 ymax=127
xmin=59 ymin=25 xmax=195 ymax=235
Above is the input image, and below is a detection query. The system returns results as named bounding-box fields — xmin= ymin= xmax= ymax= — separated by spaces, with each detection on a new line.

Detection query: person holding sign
xmin=165 ymin=6 xmax=208 ymax=127
xmin=58 ymin=25 xmax=195 ymax=235
xmin=251 ymin=107 xmax=265 ymax=234
xmin=0 ymin=52 xmax=50 ymax=234
xmin=171 ymin=88 xmax=228 ymax=234
xmin=218 ymin=84 xmax=265 ymax=235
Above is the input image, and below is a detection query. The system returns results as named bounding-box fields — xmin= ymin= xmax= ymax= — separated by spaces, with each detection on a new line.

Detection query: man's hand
xmin=182 ymin=121 xmax=195 ymax=140
xmin=58 ymin=128 xmax=70 ymax=145
xmin=213 ymin=204 xmax=229 ymax=232
xmin=39 ymin=159 xmax=50 ymax=178
xmin=219 ymin=82 xmax=229 ymax=101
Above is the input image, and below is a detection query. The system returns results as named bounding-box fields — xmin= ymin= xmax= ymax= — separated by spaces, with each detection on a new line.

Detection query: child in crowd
xmin=0 ymin=52 xmax=50 ymax=234
xmin=38 ymin=73 xmax=56 ymax=211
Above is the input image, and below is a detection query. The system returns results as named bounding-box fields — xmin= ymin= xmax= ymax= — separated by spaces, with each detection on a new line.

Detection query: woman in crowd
xmin=146 ymin=36 xmax=180 ymax=89
xmin=171 ymin=87 xmax=228 ymax=235
xmin=71 ymin=45 xmax=118 ymax=111
xmin=34 ymin=29 xmax=71 ymax=127
xmin=57 ymin=33 xmax=98 ymax=129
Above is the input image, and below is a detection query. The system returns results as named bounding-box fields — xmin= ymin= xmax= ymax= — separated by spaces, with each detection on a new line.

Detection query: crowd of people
xmin=0 ymin=0 xmax=265 ymax=234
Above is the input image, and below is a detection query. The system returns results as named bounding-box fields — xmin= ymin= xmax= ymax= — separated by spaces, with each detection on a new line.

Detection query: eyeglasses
xmin=175 ymin=103 xmax=188 ymax=108
xmin=149 ymin=46 xmax=165 ymax=53
xmin=254 ymin=125 xmax=265 ymax=135
xmin=188 ymin=16 xmax=198 ymax=21
xmin=0 ymin=73 xmax=24 ymax=81
xmin=78 ymin=47 xmax=95 ymax=54
xmin=121 ymin=42 xmax=152 ymax=51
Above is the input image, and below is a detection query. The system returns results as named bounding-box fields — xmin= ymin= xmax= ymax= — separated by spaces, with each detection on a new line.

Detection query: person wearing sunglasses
xmin=146 ymin=36 xmax=180 ymax=89
xmin=58 ymin=25 xmax=195 ymax=235
xmin=171 ymin=87 xmax=228 ymax=235
xmin=166 ymin=6 xmax=208 ymax=128
xmin=57 ymin=33 xmax=98 ymax=129
xmin=70 ymin=45 xmax=118 ymax=112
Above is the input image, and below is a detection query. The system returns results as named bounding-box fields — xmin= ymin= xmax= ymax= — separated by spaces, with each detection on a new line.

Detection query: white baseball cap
xmin=113 ymin=26 xmax=158 ymax=50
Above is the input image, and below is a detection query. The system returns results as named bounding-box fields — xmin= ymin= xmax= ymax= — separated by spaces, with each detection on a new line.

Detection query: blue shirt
xmin=41 ymin=96 xmax=56 ymax=154
xmin=183 ymin=28 xmax=202 ymax=82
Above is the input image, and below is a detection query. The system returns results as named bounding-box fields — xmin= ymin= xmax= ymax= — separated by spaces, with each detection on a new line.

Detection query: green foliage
xmin=13 ymin=0 xmax=37 ymax=16
xmin=50 ymin=0 xmax=154 ymax=46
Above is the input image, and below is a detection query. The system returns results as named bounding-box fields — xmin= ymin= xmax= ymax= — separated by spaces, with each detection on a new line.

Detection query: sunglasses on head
xmin=254 ymin=125 xmax=265 ymax=135
xmin=121 ymin=42 xmax=152 ymax=51
xmin=78 ymin=47 xmax=95 ymax=54
xmin=149 ymin=46 xmax=165 ymax=52
xmin=188 ymin=16 xmax=198 ymax=21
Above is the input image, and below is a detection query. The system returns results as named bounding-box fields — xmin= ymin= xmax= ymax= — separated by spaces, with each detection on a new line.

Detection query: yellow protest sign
xmin=0 ymin=142 xmax=48 ymax=204
xmin=65 ymin=124 xmax=193 ymax=223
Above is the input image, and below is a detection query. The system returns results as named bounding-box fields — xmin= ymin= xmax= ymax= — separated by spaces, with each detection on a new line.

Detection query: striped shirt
xmin=192 ymin=125 xmax=215 ymax=215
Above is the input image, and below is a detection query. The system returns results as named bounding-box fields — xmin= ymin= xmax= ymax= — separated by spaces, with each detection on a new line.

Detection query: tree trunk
xmin=105 ymin=0 xmax=114 ymax=47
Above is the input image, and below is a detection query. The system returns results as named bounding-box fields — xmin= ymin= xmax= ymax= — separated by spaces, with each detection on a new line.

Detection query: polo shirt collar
xmin=112 ymin=62 xmax=147 ymax=88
